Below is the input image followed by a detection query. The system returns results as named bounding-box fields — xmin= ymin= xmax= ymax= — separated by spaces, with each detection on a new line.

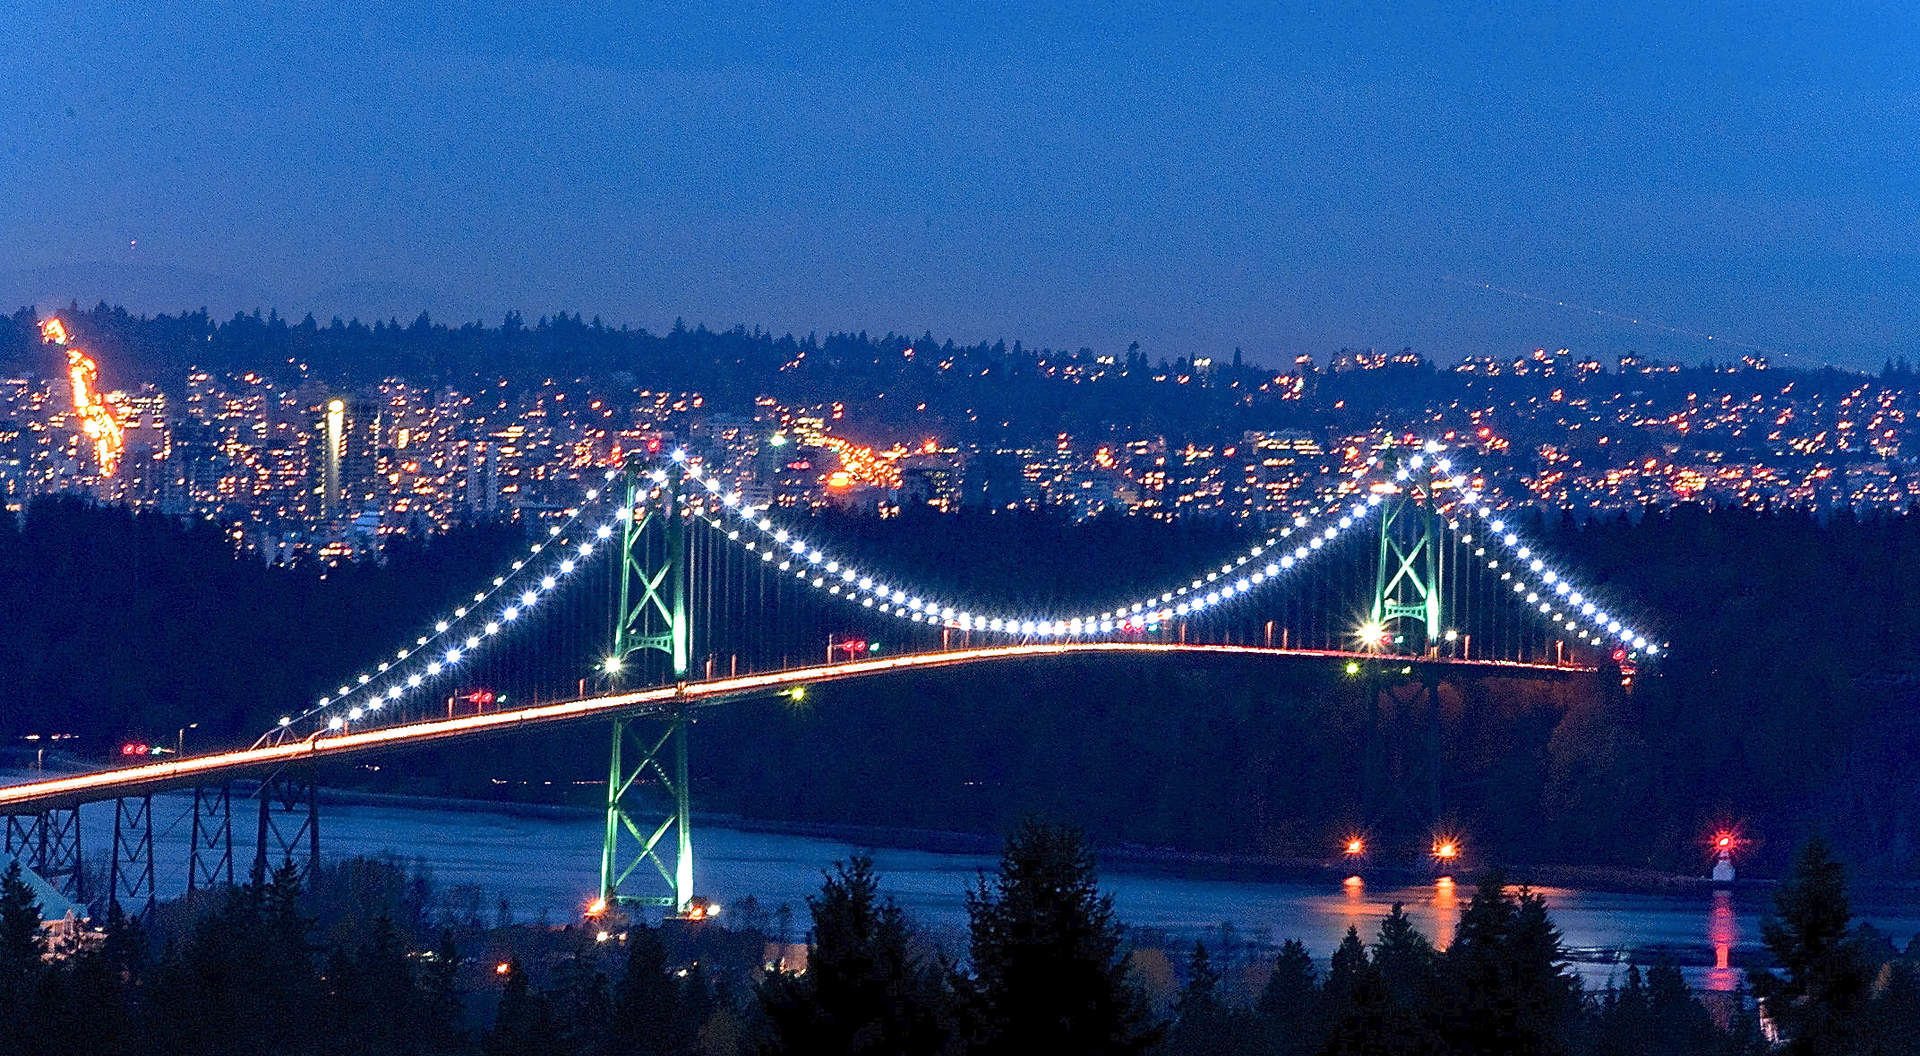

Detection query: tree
xmin=1321 ymin=925 xmax=1397 ymax=1055
xmin=759 ymin=854 xmax=945 ymax=1055
xmin=1371 ymin=902 xmax=1436 ymax=1010
xmin=1257 ymin=939 xmax=1323 ymax=1056
xmin=486 ymin=958 xmax=553 ymax=1056
xmin=1749 ymin=837 xmax=1873 ymax=1055
xmin=0 ymin=861 xmax=42 ymax=969
xmin=1165 ymin=941 xmax=1244 ymax=1056
xmin=612 ymin=925 xmax=695 ymax=1056
xmin=1438 ymin=873 xmax=1577 ymax=1056
xmin=963 ymin=820 xmax=1159 ymax=1056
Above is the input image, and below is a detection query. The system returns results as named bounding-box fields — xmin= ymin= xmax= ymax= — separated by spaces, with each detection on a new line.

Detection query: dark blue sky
xmin=4 ymin=2 xmax=1915 ymax=368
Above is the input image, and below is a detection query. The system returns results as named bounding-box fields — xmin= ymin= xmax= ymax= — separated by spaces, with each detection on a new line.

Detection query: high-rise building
xmin=309 ymin=395 xmax=381 ymax=518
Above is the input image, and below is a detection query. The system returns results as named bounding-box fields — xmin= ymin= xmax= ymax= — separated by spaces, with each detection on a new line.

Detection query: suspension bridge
xmin=0 ymin=440 xmax=1661 ymax=921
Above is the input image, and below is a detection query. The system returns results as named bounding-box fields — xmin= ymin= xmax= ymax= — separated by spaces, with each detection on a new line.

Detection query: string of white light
xmin=283 ymin=440 xmax=1663 ymax=742
xmin=277 ymin=468 xmax=631 ymax=737
xmin=683 ymin=452 xmax=1385 ymax=636
xmin=1442 ymin=481 xmax=1662 ymax=659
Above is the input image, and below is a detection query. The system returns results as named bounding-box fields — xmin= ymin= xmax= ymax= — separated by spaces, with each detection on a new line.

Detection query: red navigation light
xmin=646 ymin=437 xmax=661 ymax=453
xmin=120 ymin=742 xmax=149 ymax=757
xmin=462 ymin=689 xmax=496 ymax=706
xmin=1612 ymin=648 xmax=1629 ymax=663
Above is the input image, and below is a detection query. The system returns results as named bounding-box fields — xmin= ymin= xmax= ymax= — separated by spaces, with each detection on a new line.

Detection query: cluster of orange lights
xmin=816 ymin=434 xmax=903 ymax=491
xmin=41 ymin=318 xmax=125 ymax=477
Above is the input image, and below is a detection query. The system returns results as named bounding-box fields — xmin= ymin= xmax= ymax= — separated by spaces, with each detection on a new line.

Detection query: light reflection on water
xmin=68 ymin=792 xmax=1920 ymax=989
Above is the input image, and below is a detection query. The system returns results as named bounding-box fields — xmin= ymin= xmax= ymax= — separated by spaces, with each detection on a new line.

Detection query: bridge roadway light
xmin=602 ymin=656 xmax=623 ymax=674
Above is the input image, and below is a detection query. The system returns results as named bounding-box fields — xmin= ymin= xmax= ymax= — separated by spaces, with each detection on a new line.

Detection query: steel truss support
xmin=252 ymin=769 xmax=319 ymax=887
xmin=4 ymin=808 xmax=83 ymax=903
xmin=107 ymin=796 xmax=155 ymax=919
xmin=188 ymin=784 xmax=235 ymax=893
xmin=601 ymin=457 xmax=695 ymax=914
xmin=1372 ymin=448 xmax=1445 ymax=652
xmin=600 ymin=715 xmax=693 ymax=911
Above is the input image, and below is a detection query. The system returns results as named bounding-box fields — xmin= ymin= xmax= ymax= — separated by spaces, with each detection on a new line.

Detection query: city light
xmin=1344 ymin=836 xmax=1366 ymax=856
xmin=41 ymin=318 xmax=125 ymax=477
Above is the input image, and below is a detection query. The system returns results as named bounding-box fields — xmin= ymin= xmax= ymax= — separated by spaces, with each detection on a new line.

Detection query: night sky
xmin=4 ymin=2 xmax=1915 ymax=368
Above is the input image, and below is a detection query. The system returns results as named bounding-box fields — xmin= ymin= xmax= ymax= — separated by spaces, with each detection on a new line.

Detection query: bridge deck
xmin=0 ymin=643 xmax=1588 ymax=811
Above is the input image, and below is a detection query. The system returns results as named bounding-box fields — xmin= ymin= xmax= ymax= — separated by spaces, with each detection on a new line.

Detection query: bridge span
xmin=0 ymin=642 xmax=1585 ymax=812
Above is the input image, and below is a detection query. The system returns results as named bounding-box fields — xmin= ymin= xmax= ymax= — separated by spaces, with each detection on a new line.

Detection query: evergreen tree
xmin=963 ymin=820 xmax=1159 ymax=1056
xmin=550 ymin=946 xmax=615 ymax=1056
xmin=486 ymin=958 xmax=553 ymax=1056
xmin=1166 ymin=941 xmax=1245 ymax=1056
xmin=759 ymin=854 xmax=945 ymax=1055
xmin=1438 ymin=873 xmax=1576 ymax=1056
xmin=611 ymin=925 xmax=694 ymax=1056
xmin=0 ymin=861 xmax=42 ymax=971
xmin=1257 ymin=939 xmax=1324 ymax=1056
xmin=1371 ymin=903 xmax=1436 ymax=1011
xmin=418 ymin=932 xmax=467 ymax=1055
xmin=1750 ymin=837 xmax=1872 ymax=1055
xmin=1321 ymin=925 xmax=1397 ymax=1055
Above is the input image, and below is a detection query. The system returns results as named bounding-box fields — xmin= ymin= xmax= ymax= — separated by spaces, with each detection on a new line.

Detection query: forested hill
xmin=0 ymin=303 xmax=1887 ymax=452
xmin=7 ymin=497 xmax=1920 ymax=877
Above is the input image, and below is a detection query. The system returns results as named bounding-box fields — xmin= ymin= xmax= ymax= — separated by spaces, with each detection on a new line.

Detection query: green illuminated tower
xmin=599 ymin=457 xmax=695 ymax=914
xmin=1370 ymin=448 xmax=1444 ymax=652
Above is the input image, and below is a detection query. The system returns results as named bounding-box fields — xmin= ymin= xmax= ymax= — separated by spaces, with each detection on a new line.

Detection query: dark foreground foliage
xmin=0 ymin=831 xmax=1912 ymax=1056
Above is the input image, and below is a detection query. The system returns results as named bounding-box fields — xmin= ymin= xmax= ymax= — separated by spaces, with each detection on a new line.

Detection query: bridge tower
xmin=1370 ymin=447 xmax=1444 ymax=652
xmin=599 ymin=456 xmax=696 ymax=916
xmin=1365 ymin=445 xmax=1450 ymax=838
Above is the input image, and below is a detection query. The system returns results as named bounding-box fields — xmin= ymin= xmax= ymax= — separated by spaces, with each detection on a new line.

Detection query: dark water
xmin=78 ymin=791 xmax=1920 ymax=992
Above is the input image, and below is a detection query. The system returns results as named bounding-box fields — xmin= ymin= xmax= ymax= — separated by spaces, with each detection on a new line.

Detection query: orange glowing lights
xmin=1344 ymin=837 xmax=1366 ymax=856
xmin=816 ymin=434 xmax=903 ymax=490
xmin=41 ymin=318 xmax=125 ymax=477
xmin=1432 ymin=839 xmax=1459 ymax=861
xmin=586 ymin=896 xmax=609 ymax=916
xmin=494 ymin=961 xmax=512 ymax=976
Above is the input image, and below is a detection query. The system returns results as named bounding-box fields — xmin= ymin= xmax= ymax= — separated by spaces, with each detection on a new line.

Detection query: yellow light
xmin=1433 ymin=840 xmax=1459 ymax=860
xmin=327 ymin=398 xmax=345 ymax=413
xmin=1345 ymin=837 xmax=1365 ymax=855
xmin=586 ymin=896 xmax=608 ymax=916
xmin=494 ymin=962 xmax=511 ymax=975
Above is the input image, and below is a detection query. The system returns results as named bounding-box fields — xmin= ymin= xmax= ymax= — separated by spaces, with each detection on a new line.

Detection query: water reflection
xmin=1431 ymin=877 xmax=1459 ymax=950
xmin=1705 ymin=890 xmax=1739 ymax=992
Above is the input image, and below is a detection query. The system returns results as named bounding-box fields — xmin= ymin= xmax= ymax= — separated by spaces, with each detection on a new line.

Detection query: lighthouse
xmin=1711 ymin=832 xmax=1736 ymax=883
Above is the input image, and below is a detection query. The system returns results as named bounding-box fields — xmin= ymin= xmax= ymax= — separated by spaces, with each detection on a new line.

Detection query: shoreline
xmin=306 ymin=783 xmax=1789 ymax=898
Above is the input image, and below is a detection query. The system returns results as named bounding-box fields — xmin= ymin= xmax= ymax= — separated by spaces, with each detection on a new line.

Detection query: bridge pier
xmin=188 ymin=784 xmax=234 ymax=893
xmin=4 ymin=808 xmax=84 ymax=903
xmin=600 ymin=712 xmax=693 ymax=914
xmin=252 ymin=770 xmax=319 ymax=887
xmin=107 ymin=796 xmax=155 ymax=920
